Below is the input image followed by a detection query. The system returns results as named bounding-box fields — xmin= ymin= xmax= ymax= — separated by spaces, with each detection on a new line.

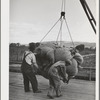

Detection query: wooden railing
xmin=9 ymin=62 xmax=96 ymax=81
xmin=82 ymin=67 xmax=95 ymax=81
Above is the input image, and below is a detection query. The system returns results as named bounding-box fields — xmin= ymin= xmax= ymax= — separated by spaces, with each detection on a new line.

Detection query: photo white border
xmin=1 ymin=0 xmax=9 ymax=100
xmin=96 ymin=0 xmax=99 ymax=100
xmin=1 ymin=0 xmax=99 ymax=100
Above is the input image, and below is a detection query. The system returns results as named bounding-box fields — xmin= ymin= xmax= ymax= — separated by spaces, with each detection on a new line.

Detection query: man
xmin=21 ymin=42 xmax=41 ymax=93
xmin=47 ymin=61 xmax=68 ymax=99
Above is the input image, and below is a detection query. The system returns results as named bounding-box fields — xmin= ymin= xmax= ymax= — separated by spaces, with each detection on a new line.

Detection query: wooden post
xmin=89 ymin=68 xmax=92 ymax=81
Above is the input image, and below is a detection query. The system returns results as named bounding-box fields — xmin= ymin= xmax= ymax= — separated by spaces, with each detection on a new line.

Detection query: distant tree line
xmin=9 ymin=43 xmax=28 ymax=62
xmin=10 ymin=43 xmax=25 ymax=47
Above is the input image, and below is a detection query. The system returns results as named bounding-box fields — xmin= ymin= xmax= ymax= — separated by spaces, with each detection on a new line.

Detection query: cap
xmin=29 ymin=42 xmax=36 ymax=52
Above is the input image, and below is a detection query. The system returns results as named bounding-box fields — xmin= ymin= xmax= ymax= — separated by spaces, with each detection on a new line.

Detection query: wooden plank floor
xmin=9 ymin=72 xmax=95 ymax=100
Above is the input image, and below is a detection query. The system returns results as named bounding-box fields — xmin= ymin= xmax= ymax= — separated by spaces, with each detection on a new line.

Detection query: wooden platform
xmin=9 ymin=72 xmax=95 ymax=100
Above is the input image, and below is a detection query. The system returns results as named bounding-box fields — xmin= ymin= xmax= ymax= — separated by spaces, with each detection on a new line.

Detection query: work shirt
xmin=23 ymin=51 xmax=37 ymax=65
xmin=73 ymin=53 xmax=83 ymax=65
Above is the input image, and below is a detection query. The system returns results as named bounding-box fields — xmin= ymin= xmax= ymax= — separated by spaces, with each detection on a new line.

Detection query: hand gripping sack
xmin=73 ymin=53 xmax=83 ymax=65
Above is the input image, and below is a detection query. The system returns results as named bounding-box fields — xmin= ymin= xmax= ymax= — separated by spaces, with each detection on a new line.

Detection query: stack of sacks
xmin=35 ymin=44 xmax=83 ymax=78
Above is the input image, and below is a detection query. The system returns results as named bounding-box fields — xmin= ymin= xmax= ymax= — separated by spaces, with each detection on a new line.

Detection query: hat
xmin=35 ymin=42 xmax=40 ymax=47
xmin=75 ymin=44 xmax=85 ymax=52
xmin=29 ymin=42 xmax=36 ymax=52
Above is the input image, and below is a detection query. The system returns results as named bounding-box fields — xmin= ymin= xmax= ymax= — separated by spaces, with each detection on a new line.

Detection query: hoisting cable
xmin=40 ymin=18 xmax=60 ymax=43
xmin=64 ymin=0 xmax=66 ymax=12
xmin=61 ymin=0 xmax=66 ymax=12
xmin=61 ymin=0 xmax=64 ymax=11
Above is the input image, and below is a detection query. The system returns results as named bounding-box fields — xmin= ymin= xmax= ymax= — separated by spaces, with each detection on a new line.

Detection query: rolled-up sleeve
xmin=31 ymin=53 xmax=37 ymax=65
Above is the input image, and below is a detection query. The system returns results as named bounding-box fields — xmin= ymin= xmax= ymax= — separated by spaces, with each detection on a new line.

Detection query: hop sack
xmin=54 ymin=48 xmax=73 ymax=62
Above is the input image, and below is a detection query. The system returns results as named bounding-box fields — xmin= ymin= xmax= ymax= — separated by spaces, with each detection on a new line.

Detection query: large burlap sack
xmin=66 ymin=59 xmax=78 ymax=76
xmin=35 ymin=46 xmax=55 ymax=69
xmin=35 ymin=45 xmax=73 ymax=68
xmin=35 ymin=45 xmax=83 ymax=78
xmin=35 ymin=46 xmax=54 ymax=60
xmin=65 ymin=53 xmax=83 ymax=77
xmin=54 ymin=47 xmax=73 ymax=62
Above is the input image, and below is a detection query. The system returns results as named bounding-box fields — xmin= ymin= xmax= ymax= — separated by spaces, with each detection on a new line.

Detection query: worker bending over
xmin=47 ymin=61 xmax=68 ymax=99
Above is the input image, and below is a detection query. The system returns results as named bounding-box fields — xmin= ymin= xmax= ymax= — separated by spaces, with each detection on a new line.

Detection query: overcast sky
xmin=10 ymin=0 xmax=96 ymax=44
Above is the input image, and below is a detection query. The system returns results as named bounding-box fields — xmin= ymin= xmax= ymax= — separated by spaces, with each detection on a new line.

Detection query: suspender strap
xmin=24 ymin=52 xmax=31 ymax=59
xmin=21 ymin=52 xmax=31 ymax=72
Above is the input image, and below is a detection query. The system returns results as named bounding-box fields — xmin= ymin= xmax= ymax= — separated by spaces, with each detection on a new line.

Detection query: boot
xmin=56 ymin=86 xmax=62 ymax=97
xmin=56 ymin=89 xmax=62 ymax=97
xmin=47 ymin=86 xmax=54 ymax=99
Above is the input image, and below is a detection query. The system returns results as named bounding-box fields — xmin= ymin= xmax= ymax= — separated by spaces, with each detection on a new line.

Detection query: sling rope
xmin=40 ymin=18 xmax=60 ymax=43
xmin=40 ymin=0 xmax=75 ymax=48
xmin=57 ymin=0 xmax=75 ymax=47
xmin=56 ymin=18 xmax=64 ymax=45
xmin=65 ymin=18 xmax=75 ymax=47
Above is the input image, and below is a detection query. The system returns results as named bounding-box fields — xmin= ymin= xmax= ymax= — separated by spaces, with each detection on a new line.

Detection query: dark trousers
xmin=22 ymin=71 xmax=38 ymax=93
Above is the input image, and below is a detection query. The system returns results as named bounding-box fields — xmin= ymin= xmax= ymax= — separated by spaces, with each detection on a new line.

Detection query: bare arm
xmin=31 ymin=53 xmax=39 ymax=73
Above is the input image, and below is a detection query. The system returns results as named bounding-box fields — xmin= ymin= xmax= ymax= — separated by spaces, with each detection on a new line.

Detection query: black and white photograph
xmin=1 ymin=0 xmax=99 ymax=100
